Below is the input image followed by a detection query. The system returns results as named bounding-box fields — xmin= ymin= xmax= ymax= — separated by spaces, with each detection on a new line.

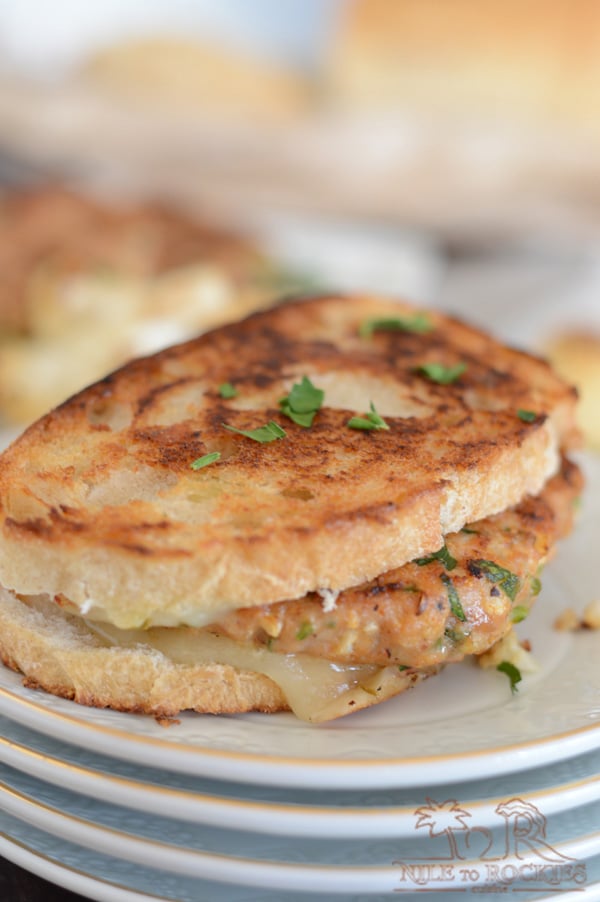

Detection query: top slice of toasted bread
xmin=0 ymin=295 xmax=579 ymax=628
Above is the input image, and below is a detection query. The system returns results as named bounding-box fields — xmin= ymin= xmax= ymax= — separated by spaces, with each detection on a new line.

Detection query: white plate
xmin=1 ymin=761 xmax=599 ymax=896
xmin=3 ymin=816 xmax=598 ymax=902
xmin=0 ymin=712 xmax=598 ymax=839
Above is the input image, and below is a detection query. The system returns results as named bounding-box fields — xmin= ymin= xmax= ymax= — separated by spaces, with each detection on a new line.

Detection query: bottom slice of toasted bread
xmin=0 ymin=588 xmax=440 ymax=722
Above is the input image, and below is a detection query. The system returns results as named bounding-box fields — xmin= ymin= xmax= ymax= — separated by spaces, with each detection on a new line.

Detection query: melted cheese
xmin=85 ymin=621 xmax=414 ymax=722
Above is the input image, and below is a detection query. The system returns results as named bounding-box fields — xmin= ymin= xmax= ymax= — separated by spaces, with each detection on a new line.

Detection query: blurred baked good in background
xmin=0 ymin=186 xmax=302 ymax=424
xmin=327 ymin=0 xmax=600 ymax=129
xmin=0 ymin=0 xmax=600 ymax=443
xmin=545 ymin=333 xmax=600 ymax=452
xmin=3 ymin=0 xmax=600 ymax=241
xmin=82 ymin=35 xmax=312 ymax=121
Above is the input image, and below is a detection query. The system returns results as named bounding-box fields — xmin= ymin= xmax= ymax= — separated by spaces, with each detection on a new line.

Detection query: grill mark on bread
xmin=0 ymin=294 xmax=580 ymax=628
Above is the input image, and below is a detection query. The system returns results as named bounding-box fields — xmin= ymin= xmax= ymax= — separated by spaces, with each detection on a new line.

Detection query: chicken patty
xmin=208 ymin=457 xmax=582 ymax=667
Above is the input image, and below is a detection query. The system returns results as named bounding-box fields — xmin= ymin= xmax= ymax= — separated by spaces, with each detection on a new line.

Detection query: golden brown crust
xmin=210 ymin=457 xmax=583 ymax=665
xmin=0 ymin=294 xmax=579 ymax=628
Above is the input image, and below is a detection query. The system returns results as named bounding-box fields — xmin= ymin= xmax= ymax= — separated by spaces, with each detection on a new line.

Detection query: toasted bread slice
xmin=0 ymin=295 xmax=579 ymax=630
xmin=0 ymin=456 xmax=580 ymax=722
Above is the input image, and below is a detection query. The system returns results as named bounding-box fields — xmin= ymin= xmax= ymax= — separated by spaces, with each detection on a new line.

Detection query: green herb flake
xmin=517 ymin=408 xmax=537 ymax=423
xmin=190 ymin=451 xmax=221 ymax=470
xmin=219 ymin=382 xmax=238 ymax=399
xmin=497 ymin=660 xmax=522 ymax=694
xmin=415 ymin=544 xmax=457 ymax=571
xmin=296 ymin=621 xmax=314 ymax=640
xmin=441 ymin=573 xmax=467 ymax=622
xmin=470 ymin=559 xmax=521 ymax=602
xmin=444 ymin=627 xmax=463 ymax=643
xmin=510 ymin=605 xmax=530 ymax=624
xmin=223 ymin=421 xmax=286 ymax=443
xmin=279 ymin=376 xmax=324 ymax=427
xmin=461 ymin=526 xmax=479 ymax=535
xmin=359 ymin=313 xmax=432 ymax=338
xmin=415 ymin=362 xmax=468 ymax=385
xmin=530 ymin=576 xmax=542 ymax=596
xmin=397 ymin=664 xmax=410 ymax=672
xmin=347 ymin=401 xmax=390 ymax=431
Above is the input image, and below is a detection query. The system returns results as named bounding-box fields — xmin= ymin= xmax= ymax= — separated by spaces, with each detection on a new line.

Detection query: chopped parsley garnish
xmin=296 ymin=621 xmax=314 ymax=640
xmin=223 ymin=421 xmax=286 ymax=443
xmin=469 ymin=559 xmax=521 ymax=602
xmin=415 ymin=544 xmax=457 ymax=571
xmin=190 ymin=451 xmax=221 ymax=470
xmin=530 ymin=576 xmax=542 ymax=596
xmin=397 ymin=664 xmax=410 ymax=672
xmin=461 ymin=526 xmax=479 ymax=535
xmin=347 ymin=401 xmax=390 ymax=431
xmin=219 ymin=382 xmax=238 ymax=399
xmin=359 ymin=313 xmax=432 ymax=338
xmin=510 ymin=605 xmax=530 ymax=624
xmin=444 ymin=627 xmax=464 ymax=643
xmin=517 ymin=409 xmax=537 ymax=423
xmin=441 ymin=573 xmax=467 ymax=622
xmin=279 ymin=376 xmax=324 ymax=427
xmin=415 ymin=362 xmax=467 ymax=384
xmin=497 ymin=660 xmax=522 ymax=694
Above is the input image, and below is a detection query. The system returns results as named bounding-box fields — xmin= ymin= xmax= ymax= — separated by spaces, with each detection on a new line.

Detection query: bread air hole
xmin=280 ymin=487 xmax=315 ymax=501
xmin=87 ymin=400 xmax=133 ymax=431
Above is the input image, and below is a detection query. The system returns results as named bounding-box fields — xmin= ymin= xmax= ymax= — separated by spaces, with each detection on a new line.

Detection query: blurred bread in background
xmin=3 ymin=1 xmax=600 ymax=240
xmin=0 ymin=186 xmax=300 ymax=424
xmin=82 ymin=35 xmax=312 ymax=121
xmin=327 ymin=0 xmax=600 ymax=129
xmin=545 ymin=333 xmax=600 ymax=452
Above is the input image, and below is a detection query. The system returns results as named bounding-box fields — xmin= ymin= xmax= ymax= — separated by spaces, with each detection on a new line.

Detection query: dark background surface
xmin=1 ymin=857 xmax=90 ymax=900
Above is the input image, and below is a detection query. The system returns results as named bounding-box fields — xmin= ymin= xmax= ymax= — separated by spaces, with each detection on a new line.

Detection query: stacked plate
xmin=0 ymin=449 xmax=599 ymax=902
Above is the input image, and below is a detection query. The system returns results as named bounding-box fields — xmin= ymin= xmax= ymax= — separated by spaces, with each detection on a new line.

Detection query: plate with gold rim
xmin=3 ymin=815 xmax=598 ymax=902
xmin=0 ymin=712 xmax=598 ymax=839
xmin=1 ymin=761 xmax=599 ymax=897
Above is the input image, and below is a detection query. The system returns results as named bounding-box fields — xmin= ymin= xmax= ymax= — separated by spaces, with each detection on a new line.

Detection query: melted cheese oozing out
xmin=86 ymin=621 xmax=413 ymax=722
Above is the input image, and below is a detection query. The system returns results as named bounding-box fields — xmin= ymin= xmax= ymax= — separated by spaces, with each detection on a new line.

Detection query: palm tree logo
xmin=414 ymin=798 xmax=472 ymax=860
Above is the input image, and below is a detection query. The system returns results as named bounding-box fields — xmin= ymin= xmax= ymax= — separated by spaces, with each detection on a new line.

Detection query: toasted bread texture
xmin=0 ymin=457 xmax=580 ymax=720
xmin=0 ymin=295 xmax=579 ymax=629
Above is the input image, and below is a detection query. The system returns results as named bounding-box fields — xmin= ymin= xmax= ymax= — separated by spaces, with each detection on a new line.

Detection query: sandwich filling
xmin=5 ymin=457 xmax=580 ymax=722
